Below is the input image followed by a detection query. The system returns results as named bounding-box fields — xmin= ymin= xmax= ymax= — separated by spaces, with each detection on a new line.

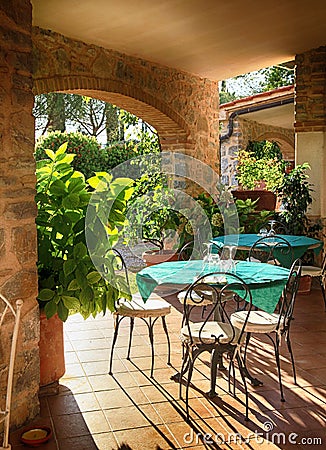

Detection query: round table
xmin=136 ymin=260 xmax=290 ymax=313
xmin=211 ymin=233 xmax=323 ymax=268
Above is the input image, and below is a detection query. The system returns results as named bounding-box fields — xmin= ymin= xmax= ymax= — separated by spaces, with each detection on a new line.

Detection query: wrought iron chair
xmin=301 ymin=251 xmax=326 ymax=309
xmin=0 ymin=294 xmax=23 ymax=450
xmin=248 ymin=235 xmax=294 ymax=266
xmin=231 ymin=258 xmax=302 ymax=402
xmin=108 ymin=249 xmax=171 ymax=378
xmin=178 ymin=272 xmax=253 ymax=421
xmin=177 ymin=241 xmax=211 ymax=314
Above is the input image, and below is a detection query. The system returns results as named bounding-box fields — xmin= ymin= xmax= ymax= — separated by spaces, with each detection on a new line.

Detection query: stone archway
xmin=32 ymin=27 xmax=220 ymax=171
xmin=256 ymin=131 xmax=295 ymax=161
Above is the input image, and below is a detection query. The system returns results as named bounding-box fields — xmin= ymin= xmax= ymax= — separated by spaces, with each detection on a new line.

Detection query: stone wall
xmin=220 ymin=117 xmax=294 ymax=186
xmin=0 ymin=0 xmax=40 ymax=430
xmin=295 ymin=45 xmax=326 ymax=220
xmin=32 ymin=27 xmax=220 ymax=179
xmin=295 ymin=46 xmax=326 ymax=133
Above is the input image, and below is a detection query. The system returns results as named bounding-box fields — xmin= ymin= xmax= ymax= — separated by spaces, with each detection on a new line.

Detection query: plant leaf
xmin=38 ymin=288 xmax=55 ymax=301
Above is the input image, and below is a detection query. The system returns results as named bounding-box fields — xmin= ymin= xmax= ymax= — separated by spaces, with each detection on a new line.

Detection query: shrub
xmin=36 ymin=142 xmax=134 ymax=321
xmin=35 ymin=131 xmax=108 ymax=179
xmin=106 ymin=141 xmax=140 ymax=169
xmin=235 ymin=140 xmax=286 ymax=191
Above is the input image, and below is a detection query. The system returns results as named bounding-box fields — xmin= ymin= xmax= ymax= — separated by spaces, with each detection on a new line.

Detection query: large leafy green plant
xmin=235 ymin=140 xmax=285 ymax=191
xmin=276 ymin=163 xmax=313 ymax=235
xmin=36 ymin=143 xmax=133 ymax=321
xmin=35 ymin=131 xmax=108 ymax=179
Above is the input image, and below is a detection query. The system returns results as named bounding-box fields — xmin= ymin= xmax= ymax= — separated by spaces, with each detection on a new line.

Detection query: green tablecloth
xmin=212 ymin=234 xmax=323 ymax=268
xmin=136 ymin=260 xmax=290 ymax=313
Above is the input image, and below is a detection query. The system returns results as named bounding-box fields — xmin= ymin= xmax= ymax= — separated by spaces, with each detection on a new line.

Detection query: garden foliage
xmin=35 ymin=142 xmax=133 ymax=321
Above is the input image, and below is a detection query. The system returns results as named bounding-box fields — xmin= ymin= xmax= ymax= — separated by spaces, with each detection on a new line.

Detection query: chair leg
xmin=147 ymin=317 xmax=155 ymax=378
xmin=179 ymin=346 xmax=190 ymax=399
xmin=271 ymin=334 xmax=285 ymax=402
xmin=109 ymin=315 xmax=121 ymax=375
xmin=208 ymin=349 xmax=220 ymax=398
xmin=126 ymin=317 xmax=134 ymax=360
xmin=285 ymin=331 xmax=297 ymax=385
xmin=318 ymin=276 xmax=326 ymax=310
xmin=161 ymin=316 xmax=171 ymax=366
xmin=236 ymin=352 xmax=249 ymax=421
xmin=184 ymin=350 xmax=200 ymax=422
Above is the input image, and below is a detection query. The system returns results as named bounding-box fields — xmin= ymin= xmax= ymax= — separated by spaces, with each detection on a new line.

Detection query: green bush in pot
xmin=36 ymin=142 xmax=134 ymax=321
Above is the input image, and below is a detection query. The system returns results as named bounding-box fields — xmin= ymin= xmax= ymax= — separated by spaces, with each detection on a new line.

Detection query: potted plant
xmin=140 ymin=206 xmax=183 ymax=267
xmin=275 ymin=162 xmax=323 ymax=294
xmin=233 ymin=140 xmax=286 ymax=211
xmin=35 ymin=143 xmax=133 ymax=388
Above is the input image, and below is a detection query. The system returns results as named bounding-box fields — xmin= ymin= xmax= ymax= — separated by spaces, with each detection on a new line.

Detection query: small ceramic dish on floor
xmin=20 ymin=425 xmax=52 ymax=447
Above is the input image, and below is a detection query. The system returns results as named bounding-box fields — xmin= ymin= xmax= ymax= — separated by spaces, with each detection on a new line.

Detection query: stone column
xmin=295 ymin=46 xmax=326 ymax=219
xmin=0 ymin=1 xmax=40 ymax=428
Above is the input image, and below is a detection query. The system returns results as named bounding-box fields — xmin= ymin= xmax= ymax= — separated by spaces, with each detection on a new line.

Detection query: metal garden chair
xmin=108 ymin=249 xmax=171 ymax=378
xmin=0 ymin=294 xmax=23 ymax=450
xmin=178 ymin=272 xmax=253 ymax=421
xmin=231 ymin=258 xmax=302 ymax=402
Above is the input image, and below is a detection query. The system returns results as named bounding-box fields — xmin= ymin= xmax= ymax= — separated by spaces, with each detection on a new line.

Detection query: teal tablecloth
xmin=212 ymin=234 xmax=323 ymax=268
xmin=136 ymin=260 xmax=290 ymax=313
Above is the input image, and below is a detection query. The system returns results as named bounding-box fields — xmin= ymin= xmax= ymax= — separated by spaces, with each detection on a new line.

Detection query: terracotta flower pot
xmin=232 ymin=189 xmax=276 ymax=211
xmin=39 ymin=312 xmax=65 ymax=389
xmin=142 ymin=249 xmax=179 ymax=267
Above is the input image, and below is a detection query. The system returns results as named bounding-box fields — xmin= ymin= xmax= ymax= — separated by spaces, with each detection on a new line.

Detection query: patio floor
xmin=9 ymin=285 xmax=326 ymax=450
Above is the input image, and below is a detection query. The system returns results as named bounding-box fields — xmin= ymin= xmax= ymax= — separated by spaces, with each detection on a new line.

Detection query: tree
xmin=219 ymin=63 xmax=295 ymax=104
xmin=34 ymin=93 xmax=67 ymax=134
xmin=34 ymin=93 xmax=121 ymax=143
xmin=260 ymin=65 xmax=295 ymax=92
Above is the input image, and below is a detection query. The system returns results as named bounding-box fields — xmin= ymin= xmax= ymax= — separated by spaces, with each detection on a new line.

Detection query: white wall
xmin=296 ymin=131 xmax=326 ymax=217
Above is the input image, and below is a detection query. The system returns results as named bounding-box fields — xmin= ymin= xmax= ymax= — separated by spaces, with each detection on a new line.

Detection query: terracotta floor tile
xmin=59 ymin=377 xmax=93 ymax=394
xmin=64 ymin=351 xmax=80 ymax=364
xmin=72 ymin=337 xmax=111 ymax=351
xmin=72 ymin=392 xmax=101 ymax=412
xmin=92 ymin=432 xmax=119 ymax=450
xmin=53 ymin=412 xmax=91 ymax=439
xmin=104 ymin=405 xmax=153 ymax=431
xmin=9 ymin=290 xmax=326 ymax=450
xmin=47 ymin=392 xmax=83 ymax=416
xmin=68 ymin=329 xmax=105 ymax=340
xmin=88 ymin=373 xmax=121 ymax=391
xmin=57 ymin=434 xmax=99 ymax=450
xmin=82 ymin=410 xmax=111 ymax=434
xmin=62 ymin=362 xmax=85 ymax=378
xmin=76 ymin=348 xmax=111 ymax=363
xmin=303 ymin=367 xmax=326 ymax=384
xmin=139 ymin=401 xmax=186 ymax=425
xmin=95 ymin=388 xmax=133 ymax=409
xmin=114 ymin=425 xmax=173 ymax=449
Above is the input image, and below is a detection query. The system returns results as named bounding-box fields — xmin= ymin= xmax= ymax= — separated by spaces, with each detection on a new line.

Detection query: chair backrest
xmin=277 ymin=258 xmax=302 ymax=332
xmin=248 ymin=235 xmax=294 ymax=266
xmin=107 ymin=248 xmax=132 ymax=301
xmin=181 ymin=272 xmax=253 ymax=347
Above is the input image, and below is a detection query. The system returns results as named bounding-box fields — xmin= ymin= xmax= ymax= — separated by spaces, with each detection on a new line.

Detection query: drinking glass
xmin=259 ymin=227 xmax=268 ymax=237
xmin=268 ymin=220 xmax=276 ymax=236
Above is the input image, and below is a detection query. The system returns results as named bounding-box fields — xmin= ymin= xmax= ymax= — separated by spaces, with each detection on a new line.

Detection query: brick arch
xmin=33 ymin=81 xmax=189 ymax=151
xmin=32 ymin=27 xmax=220 ymax=169
xmin=256 ymin=131 xmax=295 ymax=161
